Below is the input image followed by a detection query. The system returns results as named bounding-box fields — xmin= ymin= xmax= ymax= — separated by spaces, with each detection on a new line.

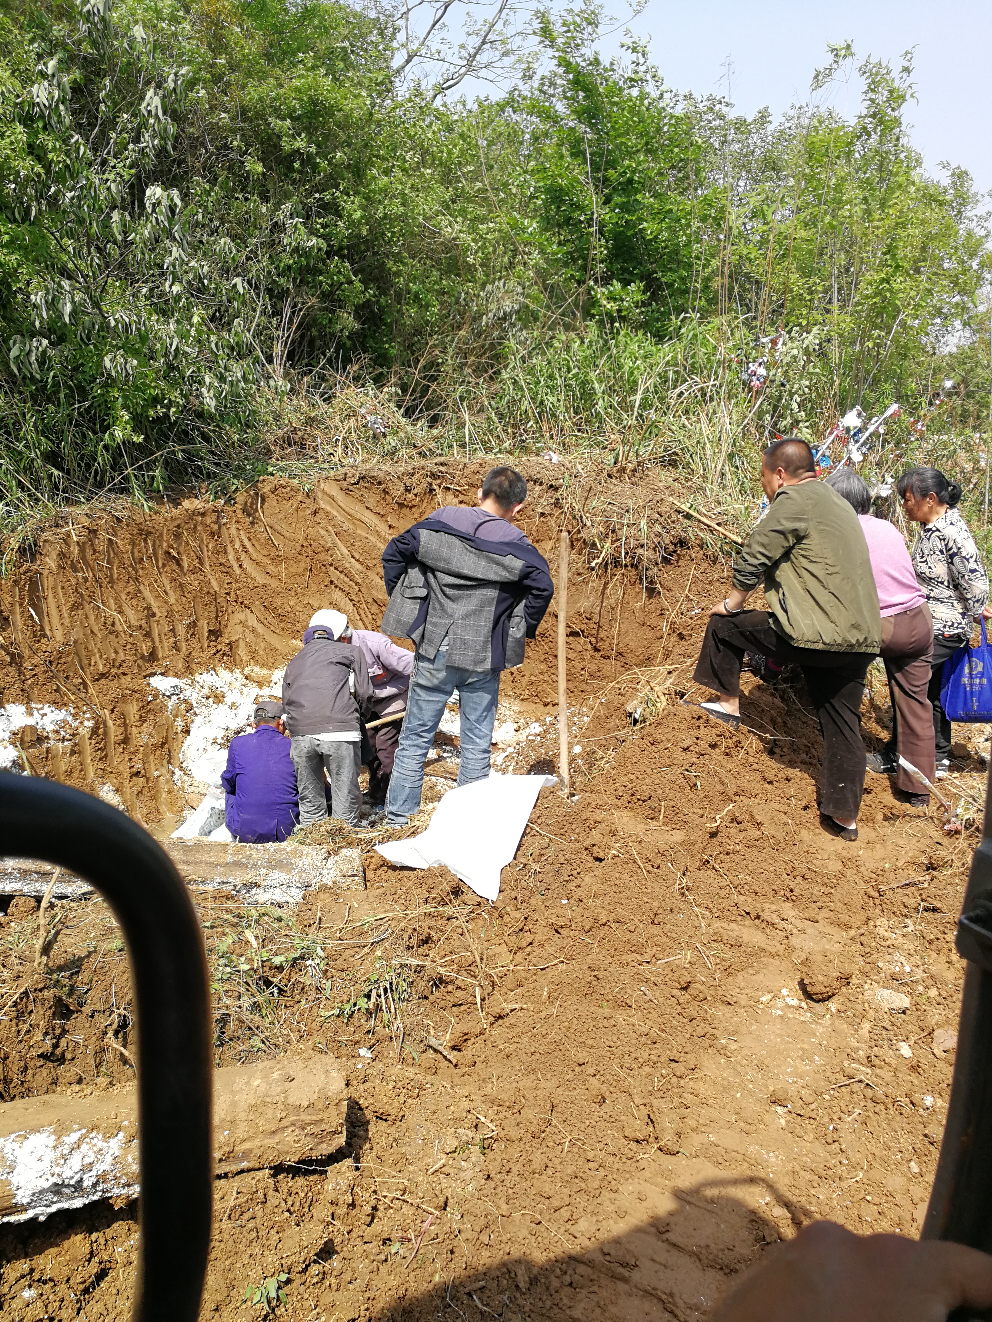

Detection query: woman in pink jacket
xmin=825 ymin=469 xmax=934 ymax=805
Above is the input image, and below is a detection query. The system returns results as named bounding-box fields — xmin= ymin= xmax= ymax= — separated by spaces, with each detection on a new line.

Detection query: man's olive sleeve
xmin=731 ymin=493 xmax=807 ymax=592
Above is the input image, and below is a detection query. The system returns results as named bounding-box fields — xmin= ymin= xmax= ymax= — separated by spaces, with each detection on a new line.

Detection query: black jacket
xmin=281 ymin=635 xmax=374 ymax=737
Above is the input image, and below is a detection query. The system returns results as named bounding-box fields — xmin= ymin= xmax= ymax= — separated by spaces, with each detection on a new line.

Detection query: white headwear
xmin=308 ymin=609 xmax=349 ymax=640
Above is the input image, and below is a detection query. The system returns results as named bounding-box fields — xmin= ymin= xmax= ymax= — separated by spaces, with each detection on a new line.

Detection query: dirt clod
xmin=7 ymin=896 xmax=39 ymax=919
xmin=932 ymin=1028 xmax=958 ymax=1058
xmin=799 ymin=954 xmax=854 ymax=1002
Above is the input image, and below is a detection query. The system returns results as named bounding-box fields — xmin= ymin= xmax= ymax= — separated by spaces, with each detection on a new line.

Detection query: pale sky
xmin=604 ymin=0 xmax=992 ymax=196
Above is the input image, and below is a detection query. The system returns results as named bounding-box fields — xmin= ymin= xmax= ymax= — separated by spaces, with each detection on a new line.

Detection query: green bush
xmin=0 ymin=1 xmax=988 ymax=522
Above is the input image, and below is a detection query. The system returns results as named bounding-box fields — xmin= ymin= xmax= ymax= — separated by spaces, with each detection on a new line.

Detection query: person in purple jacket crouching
xmin=220 ymin=699 xmax=299 ymax=843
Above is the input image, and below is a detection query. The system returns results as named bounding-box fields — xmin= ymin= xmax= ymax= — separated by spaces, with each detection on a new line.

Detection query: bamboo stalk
xmin=666 ymin=498 xmax=745 ymax=547
xmin=558 ymin=530 xmax=570 ymax=795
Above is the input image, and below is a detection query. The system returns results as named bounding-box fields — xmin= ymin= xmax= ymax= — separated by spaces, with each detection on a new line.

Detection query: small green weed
xmin=327 ymin=961 xmax=411 ymax=1026
xmin=205 ymin=908 xmax=329 ymax=1060
xmin=243 ymin=1273 xmax=289 ymax=1313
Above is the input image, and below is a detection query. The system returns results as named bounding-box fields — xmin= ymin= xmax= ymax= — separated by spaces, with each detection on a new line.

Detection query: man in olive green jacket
xmin=690 ymin=438 xmax=881 ymax=840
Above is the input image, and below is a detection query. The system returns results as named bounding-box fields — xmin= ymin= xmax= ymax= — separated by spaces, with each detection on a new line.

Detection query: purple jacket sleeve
xmin=375 ymin=636 xmax=415 ymax=676
xmin=220 ymin=741 xmax=238 ymax=795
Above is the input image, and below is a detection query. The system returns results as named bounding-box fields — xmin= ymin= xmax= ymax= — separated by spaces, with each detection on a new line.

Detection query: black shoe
xmin=894 ymin=788 xmax=929 ymax=808
xmin=684 ymin=699 xmax=741 ymax=730
xmin=820 ymin=813 xmax=858 ymax=841
xmin=866 ymin=750 xmax=898 ymax=775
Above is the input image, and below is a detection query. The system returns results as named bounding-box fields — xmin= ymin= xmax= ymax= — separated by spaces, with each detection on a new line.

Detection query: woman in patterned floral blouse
xmin=897 ymin=467 xmax=990 ymax=775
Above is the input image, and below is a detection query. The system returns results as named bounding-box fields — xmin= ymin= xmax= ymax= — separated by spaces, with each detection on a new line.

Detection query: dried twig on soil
xmin=104 ymin=1004 xmax=136 ymax=1069
xmin=425 ymin=1036 xmax=457 ymax=1065
xmin=471 ymin=1292 xmax=504 ymax=1318
xmin=528 ymin=823 xmax=569 ymax=846
xmin=256 ymin=493 xmax=281 ymax=549
xmin=878 ymin=878 xmax=927 ymax=896
xmin=405 ymin=1214 xmax=435 ymax=1268
xmin=659 ymin=568 xmax=696 ymax=660
xmin=706 ymin=803 xmax=735 ymax=833
xmin=548 ymin=1113 xmax=587 ymax=1154
xmin=0 ymin=983 xmax=30 ymax=1018
xmin=629 ymin=846 xmax=649 ymax=882
xmin=16 ymin=632 xmax=101 ymax=715
xmin=454 ymin=914 xmax=491 ymax=995
xmin=34 ymin=871 xmax=65 ymax=973
xmin=326 ymin=929 xmax=392 ymax=949
xmin=445 ymin=1282 xmax=468 ymax=1319
xmin=665 ymin=498 xmax=745 ymax=547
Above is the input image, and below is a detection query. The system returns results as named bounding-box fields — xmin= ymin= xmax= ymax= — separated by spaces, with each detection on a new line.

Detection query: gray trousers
xmin=290 ymin=736 xmax=361 ymax=827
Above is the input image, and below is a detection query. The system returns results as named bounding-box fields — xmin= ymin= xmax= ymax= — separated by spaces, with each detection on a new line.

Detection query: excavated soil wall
xmin=0 ymin=462 xmax=688 ymax=821
xmin=0 ymin=461 xmax=979 ymax=1322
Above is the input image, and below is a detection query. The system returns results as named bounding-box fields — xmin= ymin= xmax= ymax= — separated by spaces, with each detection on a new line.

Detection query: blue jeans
xmin=386 ymin=646 xmax=501 ymax=825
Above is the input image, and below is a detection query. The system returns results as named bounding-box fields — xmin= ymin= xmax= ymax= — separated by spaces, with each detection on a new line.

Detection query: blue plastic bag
xmin=940 ymin=619 xmax=992 ymax=722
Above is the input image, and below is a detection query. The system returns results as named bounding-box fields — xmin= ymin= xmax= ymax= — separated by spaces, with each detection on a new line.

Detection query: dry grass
xmin=0 ymin=869 xmax=519 ymax=1098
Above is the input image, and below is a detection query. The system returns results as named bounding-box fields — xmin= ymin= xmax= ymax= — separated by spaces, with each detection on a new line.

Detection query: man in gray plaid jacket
xmin=380 ymin=466 xmax=554 ymax=826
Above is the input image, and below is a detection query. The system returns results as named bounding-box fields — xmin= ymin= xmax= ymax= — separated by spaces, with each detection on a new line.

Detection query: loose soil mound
xmin=0 ymin=462 xmax=980 ymax=1322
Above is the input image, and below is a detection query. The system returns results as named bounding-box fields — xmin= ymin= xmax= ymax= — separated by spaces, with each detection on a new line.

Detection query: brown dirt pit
xmin=0 ymin=461 xmax=980 ymax=1321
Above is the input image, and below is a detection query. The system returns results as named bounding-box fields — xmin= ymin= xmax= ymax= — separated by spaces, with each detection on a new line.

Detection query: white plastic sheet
xmin=375 ymin=774 xmax=556 ymax=901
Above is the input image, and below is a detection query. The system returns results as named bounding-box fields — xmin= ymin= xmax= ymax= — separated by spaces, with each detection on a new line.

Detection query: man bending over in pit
xmin=221 ymin=699 xmax=299 ymax=843
xmin=282 ymin=616 xmax=374 ymax=829
xmin=688 ymin=437 xmax=881 ymax=842
xmin=380 ymin=466 xmax=554 ymax=827
xmin=308 ymin=609 xmax=414 ymax=809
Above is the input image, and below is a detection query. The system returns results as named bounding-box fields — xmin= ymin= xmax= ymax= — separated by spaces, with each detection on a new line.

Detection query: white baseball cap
xmin=309 ymin=609 xmax=349 ymax=639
